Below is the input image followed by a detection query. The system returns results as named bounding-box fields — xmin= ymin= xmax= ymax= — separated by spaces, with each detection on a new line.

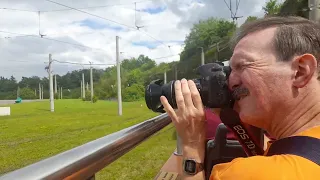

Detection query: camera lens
xmin=145 ymin=79 xmax=166 ymax=113
xmin=145 ymin=79 xmax=201 ymax=113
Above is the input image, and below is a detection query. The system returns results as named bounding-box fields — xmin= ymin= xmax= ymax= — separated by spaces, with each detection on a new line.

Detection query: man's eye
xmin=234 ymin=64 xmax=242 ymax=71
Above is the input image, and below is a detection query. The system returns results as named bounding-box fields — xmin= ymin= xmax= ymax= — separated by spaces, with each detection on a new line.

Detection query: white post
xmin=54 ymin=74 xmax=57 ymax=94
xmin=86 ymin=82 xmax=89 ymax=91
xmin=216 ymin=43 xmax=220 ymax=61
xmin=39 ymin=83 xmax=41 ymax=99
xmin=80 ymin=81 xmax=83 ymax=99
xmin=116 ymin=36 xmax=122 ymax=115
xmin=41 ymin=85 xmax=44 ymax=100
xmin=82 ymin=72 xmax=85 ymax=98
xmin=49 ymin=54 xmax=54 ymax=112
xmin=201 ymin=47 xmax=205 ymax=65
xmin=90 ymin=62 xmax=94 ymax=103
xmin=61 ymin=87 xmax=63 ymax=99
xmin=164 ymin=71 xmax=167 ymax=84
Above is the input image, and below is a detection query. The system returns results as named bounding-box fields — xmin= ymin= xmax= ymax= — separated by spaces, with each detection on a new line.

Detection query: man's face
xmin=228 ymin=28 xmax=294 ymax=129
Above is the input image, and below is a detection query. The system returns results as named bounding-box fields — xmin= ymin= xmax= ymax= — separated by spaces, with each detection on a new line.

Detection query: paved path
xmin=0 ymin=99 xmax=46 ymax=106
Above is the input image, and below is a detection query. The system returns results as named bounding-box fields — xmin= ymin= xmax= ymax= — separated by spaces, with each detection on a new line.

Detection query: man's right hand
xmin=160 ymin=79 xmax=207 ymax=161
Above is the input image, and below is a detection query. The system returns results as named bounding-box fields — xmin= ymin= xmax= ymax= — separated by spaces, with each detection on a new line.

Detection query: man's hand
xmin=160 ymin=79 xmax=206 ymax=159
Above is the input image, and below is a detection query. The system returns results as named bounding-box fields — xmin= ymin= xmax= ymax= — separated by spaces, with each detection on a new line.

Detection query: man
xmin=160 ymin=16 xmax=320 ymax=179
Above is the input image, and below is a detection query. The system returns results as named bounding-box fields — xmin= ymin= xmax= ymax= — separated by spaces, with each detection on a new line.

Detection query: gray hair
xmin=231 ymin=16 xmax=320 ymax=76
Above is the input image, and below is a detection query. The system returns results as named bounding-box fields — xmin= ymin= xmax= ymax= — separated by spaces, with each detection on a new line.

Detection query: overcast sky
xmin=0 ymin=0 xmax=268 ymax=80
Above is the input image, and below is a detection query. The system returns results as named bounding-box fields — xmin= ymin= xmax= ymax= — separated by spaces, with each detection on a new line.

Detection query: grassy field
xmin=0 ymin=100 xmax=177 ymax=180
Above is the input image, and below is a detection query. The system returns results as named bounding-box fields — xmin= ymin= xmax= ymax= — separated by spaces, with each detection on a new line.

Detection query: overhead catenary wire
xmin=0 ymin=8 xmax=36 ymax=12
xmin=45 ymin=0 xmax=169 ymax=47
xmin=1 ymin=1 xmax=174 ymax=50
xmin=223 ymin=0 xmax=242 ymax=22
xmin=0 ymin=30 xmax=106 ymax=52
xmin=42 ymin=0 xmax=151 ymax=12
xmin=0 ymin=7 xmax=141 ymax=13
xmin=223 ymin=0 xmax=234 ymax=17
xmin=0 ymin=30 xmax=181 ymax=61
xmin=45 ymin=0 xmax=137 ymax=29
xmin=0 ymin=0 xmax=151 ymax=12
xmin=153 ymin=54 xmax=179 ymax=60
xmin=53 ymin=59 xmax=114 ymax=66
xmin=38 ymin=11 xmax=45 ymax=37
xmin=235 ymin=0 xmax=241 ymax=16
xmin=1 ymin=1 xmax=180 ymax=65
xmin=52 ymin=54 xmax=180 ymax=66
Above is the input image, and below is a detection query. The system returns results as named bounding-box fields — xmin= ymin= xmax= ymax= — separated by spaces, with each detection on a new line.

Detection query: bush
xmin=82 ymin=91 xmax=98 ymax=103
xmin=19 ymin=87 xmax=37 ymax=99
xmin=82 ymin=91 xmax=91 ymax=101
xmin=123 ymin=84 xmax=145 ymax=102
xmin=92 ymin=95 xmax=98 ymax=103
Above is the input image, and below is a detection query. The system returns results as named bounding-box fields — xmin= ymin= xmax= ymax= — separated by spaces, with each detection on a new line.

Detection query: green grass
xmin=0 ymin=100 xmax=177 ymax=179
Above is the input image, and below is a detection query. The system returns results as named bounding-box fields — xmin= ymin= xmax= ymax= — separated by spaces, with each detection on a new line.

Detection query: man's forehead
xmin=236 ymin=27 xmax=277 ymax=50
xmin=230 ymin=27 xmax=277 ymax=65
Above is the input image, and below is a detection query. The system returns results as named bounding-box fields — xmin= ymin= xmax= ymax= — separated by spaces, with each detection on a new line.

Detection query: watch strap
xmin=197 ymin=162 xmax=204 ymax=172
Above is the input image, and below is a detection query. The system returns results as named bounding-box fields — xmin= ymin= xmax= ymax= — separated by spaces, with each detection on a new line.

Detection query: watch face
xmin=184 ymin=160 xmax=196 ymax=174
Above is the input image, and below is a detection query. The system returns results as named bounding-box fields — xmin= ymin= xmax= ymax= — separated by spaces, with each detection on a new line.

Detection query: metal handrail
xmin=0 ymin=114 xmax=171 ymax=180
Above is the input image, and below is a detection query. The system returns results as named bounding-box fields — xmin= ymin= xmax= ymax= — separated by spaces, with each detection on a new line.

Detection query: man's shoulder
xmin=209 ymin=154 xmax=320 ymax=180
xmin=210 ymin=156 xmax=275 ymax=179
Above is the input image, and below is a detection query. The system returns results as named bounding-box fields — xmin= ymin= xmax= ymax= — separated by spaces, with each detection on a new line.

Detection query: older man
xmin=160 ymin=16 xmax=320 ymax=179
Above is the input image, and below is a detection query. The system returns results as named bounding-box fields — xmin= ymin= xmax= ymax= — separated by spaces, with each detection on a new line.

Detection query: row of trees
xmin=0 ymin=69 xmax=104 ymax=100
xmin=0 ymin=0 xmax=305 ymax=101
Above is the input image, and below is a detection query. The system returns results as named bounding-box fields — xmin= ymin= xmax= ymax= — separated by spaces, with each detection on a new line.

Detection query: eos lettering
xmin=233 ymin=125 xmax=249 ymax=140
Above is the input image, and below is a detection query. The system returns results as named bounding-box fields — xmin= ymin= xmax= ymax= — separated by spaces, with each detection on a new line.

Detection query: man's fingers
xmin=188 ymin=80 xmax=203 ymax=110
xmin=174 ymin=80 xmax=185 ymax=111
xmin=160 ymin=96 xmax=178 ymax=123
xmin=181 ymin=79 xmax=194 ymax=108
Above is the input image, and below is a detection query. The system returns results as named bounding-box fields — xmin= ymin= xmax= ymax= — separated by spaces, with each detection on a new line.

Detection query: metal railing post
xmin=174 ymin=134 xmax=183 ymax=156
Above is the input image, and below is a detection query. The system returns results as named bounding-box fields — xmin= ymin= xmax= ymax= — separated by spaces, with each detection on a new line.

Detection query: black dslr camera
xmin=144 ymin=62 xmax=234 ymax=113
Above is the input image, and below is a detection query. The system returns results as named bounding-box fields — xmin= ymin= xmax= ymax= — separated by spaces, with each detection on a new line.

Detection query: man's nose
xmin=228 ymin=71 xmax=241 ymax=91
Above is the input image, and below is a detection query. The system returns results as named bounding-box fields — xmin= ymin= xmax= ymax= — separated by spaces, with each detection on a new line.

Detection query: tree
xmin=123 ymin=84 xmax=145 ymax=102
xmin=278 ymin=0 xmax=308 ymax=18
xmin=244 ymin=16 xmax=258 ymax=23
xmin=178 ymin=18 xmax=236 ymax=79
xmin=127 ymin=69 xmax=143 ymax=86
xmin=263 ymin=0 xmax=283 ymax=16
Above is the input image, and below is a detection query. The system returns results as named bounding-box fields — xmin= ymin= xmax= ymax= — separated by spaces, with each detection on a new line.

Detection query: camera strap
xmin=219 ymin=108 xmax=265 ymax=156
xmin=266 ymin=136 xmax=320 ymax=165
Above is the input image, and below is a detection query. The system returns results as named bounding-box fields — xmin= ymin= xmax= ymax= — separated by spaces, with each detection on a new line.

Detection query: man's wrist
xmin=182 ymin=145 xmax=205 ymax=163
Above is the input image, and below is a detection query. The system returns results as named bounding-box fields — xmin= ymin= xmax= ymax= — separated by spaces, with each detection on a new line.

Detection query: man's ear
xmin=292 ymin=54 xmax=317 ymax=88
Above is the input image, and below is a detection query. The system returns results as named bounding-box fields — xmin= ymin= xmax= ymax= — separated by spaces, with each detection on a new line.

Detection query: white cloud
xmin=0 ymin=0 xmax=267 ymax=80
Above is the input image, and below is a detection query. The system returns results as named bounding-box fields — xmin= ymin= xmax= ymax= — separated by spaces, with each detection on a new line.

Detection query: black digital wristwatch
xmin=183 ymin=158 xmax=204 ymax=175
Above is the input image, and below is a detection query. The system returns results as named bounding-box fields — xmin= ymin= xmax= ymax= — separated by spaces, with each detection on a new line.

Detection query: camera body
xmin=145 ymin=63 xmax=234 ymax=113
